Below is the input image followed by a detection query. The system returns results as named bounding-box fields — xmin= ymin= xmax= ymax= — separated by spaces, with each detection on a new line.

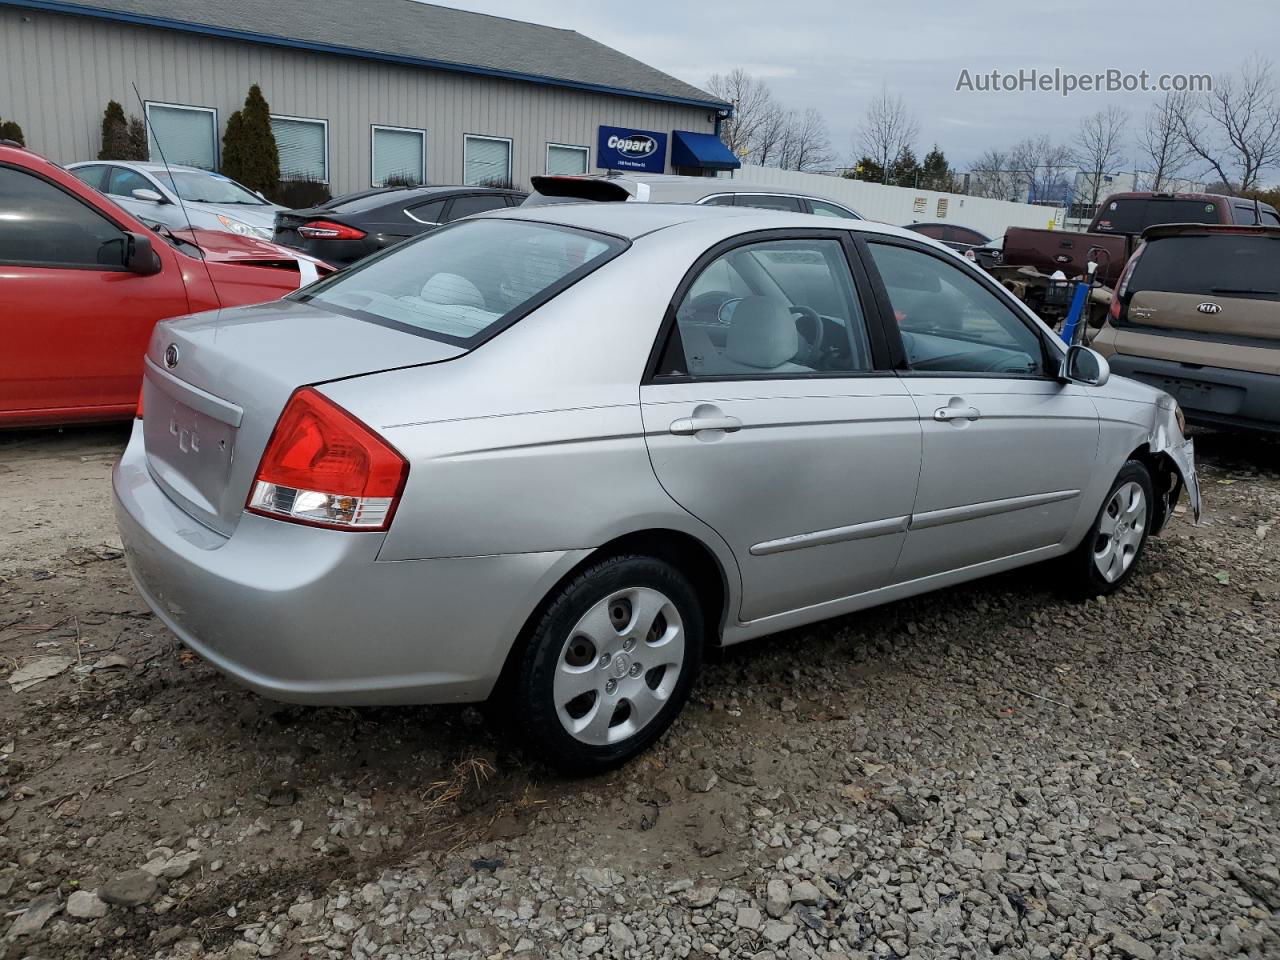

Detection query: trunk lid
xmin=141 ymin=299 xmax=463 ymax=536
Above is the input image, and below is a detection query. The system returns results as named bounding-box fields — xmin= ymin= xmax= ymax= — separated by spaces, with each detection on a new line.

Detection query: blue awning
xmin=671 ymin=131 xmax=741 ymax=171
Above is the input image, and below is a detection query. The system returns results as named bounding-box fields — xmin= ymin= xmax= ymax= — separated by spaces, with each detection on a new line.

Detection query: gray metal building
xmin=0 ymin=0 xmax=737 ymax=193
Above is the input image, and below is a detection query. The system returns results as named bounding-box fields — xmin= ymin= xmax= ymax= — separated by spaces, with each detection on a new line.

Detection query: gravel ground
xmin=0 ymin=425 xmax=1277 ymax=960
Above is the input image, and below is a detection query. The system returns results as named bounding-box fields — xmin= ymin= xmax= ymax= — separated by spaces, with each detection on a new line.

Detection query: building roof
xmin=8 ymin=0 xmax=729 ymax=110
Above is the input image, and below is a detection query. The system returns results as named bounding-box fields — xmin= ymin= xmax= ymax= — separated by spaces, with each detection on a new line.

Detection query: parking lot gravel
xmin=0 ymin=425 xmax=1277 ymax=960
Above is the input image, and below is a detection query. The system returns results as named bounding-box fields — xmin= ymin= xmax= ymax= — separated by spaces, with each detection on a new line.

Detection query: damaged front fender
xmin=1151 ymin=397 xmax=1202 ymax=527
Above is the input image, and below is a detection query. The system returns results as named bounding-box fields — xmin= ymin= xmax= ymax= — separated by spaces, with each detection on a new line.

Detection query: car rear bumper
xmin=112 ymin=421 xmax=586 ymax=705
xmin=1107 ymin=355 xmax=1280 ymax=433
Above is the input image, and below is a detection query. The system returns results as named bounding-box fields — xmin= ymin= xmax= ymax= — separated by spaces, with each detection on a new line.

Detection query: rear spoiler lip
xmin=1141 ymin=222 xmax=1280 ymax=241
xmin=530 ymin=175 xmax=633 ymax=202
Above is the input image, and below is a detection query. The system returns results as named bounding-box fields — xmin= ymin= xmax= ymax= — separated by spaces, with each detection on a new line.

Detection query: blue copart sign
xmin=597 ymin=126 xmax=667 ymax=173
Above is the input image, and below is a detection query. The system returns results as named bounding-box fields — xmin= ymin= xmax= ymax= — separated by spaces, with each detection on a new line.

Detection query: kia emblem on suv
xmin=164 ymin=344 xmax=180 ymax=368
xmin=1196 ymin=302 xmax=1223 ymax=315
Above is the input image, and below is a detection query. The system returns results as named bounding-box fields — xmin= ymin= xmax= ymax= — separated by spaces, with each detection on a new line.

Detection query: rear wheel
xmin=1063 ymin=460 xmax=1154 ymax=597
xmin=515 ymin=555 xmax=703 ymax=774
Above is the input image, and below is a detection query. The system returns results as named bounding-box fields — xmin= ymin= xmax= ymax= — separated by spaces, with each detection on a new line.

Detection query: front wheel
xmin=1063 ymin=460 xmax=1154 ymax=597
xmin=514 ymin=555 xmax=703 ymax=774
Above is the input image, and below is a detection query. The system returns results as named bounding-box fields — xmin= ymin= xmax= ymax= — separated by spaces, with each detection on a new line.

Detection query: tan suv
xmin=1092 ymin=223 xmax=1280 ymax=432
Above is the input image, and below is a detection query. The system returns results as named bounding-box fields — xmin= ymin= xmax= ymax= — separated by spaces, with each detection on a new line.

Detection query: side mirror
xmin=124 ymin=231 xmax=162 ymax=276
xmin=255 ymin=191 xmax=269 ymax=202
xmin=131 ymin=188 xmax=165 ymax=203
xmin=1060 ymin=344 xmax=1110 ymax=387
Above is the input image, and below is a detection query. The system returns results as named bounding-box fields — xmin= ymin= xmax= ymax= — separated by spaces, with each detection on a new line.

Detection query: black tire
xmin=514 ymin=555 xmax=704 ymax=775
xmin=1062 ymin=460 xmax=1155 ymax=598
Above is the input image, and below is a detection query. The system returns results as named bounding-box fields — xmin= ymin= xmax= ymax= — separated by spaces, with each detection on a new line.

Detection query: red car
xmin=0 ymin=143 xmax=334 ymax=428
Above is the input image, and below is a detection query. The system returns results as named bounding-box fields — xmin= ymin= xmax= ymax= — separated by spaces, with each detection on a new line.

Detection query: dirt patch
xmin=0 ymin=425 xmax=1277 ymax=959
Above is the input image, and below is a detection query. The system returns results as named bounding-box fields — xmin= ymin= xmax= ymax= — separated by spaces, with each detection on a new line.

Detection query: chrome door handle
xmin=934 ymin=405 xmax=982 ymax=422
xmin=669 ymin=415 xmax=743 ymax=435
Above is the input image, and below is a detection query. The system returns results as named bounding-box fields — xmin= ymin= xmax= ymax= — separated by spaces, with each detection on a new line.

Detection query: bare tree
xmin=968 ymin=149 xmax=1018 ymax=200
xmin=705 ymin=68 xmax=776 ymax=160
xmin=1137 ymin=92 xmax=1194 ymax=190
xmin=856 ymin=86 xmax=919 ymax=184
xmin=1073 ymin=106 xmax=1129 ymax=209
xmin=776 ymin=108 xmax=834 ymax=172
xmin=752 ymin=102 xmax=790 ymax=167
xmin=1174 ymin=55 xmax=1280 ymax=192
xmin=1009 ymin=135 xmax=1075 ymax=204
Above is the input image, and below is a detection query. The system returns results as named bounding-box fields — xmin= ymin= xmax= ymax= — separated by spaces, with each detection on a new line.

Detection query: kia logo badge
xmin=1196 ymin=302 xmax=1222 ymax=315
xmin=164 ymin=344 xmax=180 ymax=368
xmin=607 ymin=134 xmax=658 ymax=159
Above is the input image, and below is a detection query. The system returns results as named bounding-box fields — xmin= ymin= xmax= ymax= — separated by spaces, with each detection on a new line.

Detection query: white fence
xmin=736 ymin=164 xmax=1059 ymax=239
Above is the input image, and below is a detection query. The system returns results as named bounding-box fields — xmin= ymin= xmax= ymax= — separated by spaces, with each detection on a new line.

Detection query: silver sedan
xmin=113 ymin=203 xmax=1201 ymax=772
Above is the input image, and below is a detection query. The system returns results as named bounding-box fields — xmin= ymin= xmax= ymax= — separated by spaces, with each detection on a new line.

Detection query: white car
xmin=68 ymin=161 xmax=282 ymax=240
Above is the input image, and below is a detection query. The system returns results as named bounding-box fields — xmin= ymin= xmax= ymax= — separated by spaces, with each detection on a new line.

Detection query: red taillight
xmin=136 ymin=384 xmax=145 ymax=419
xmin=1110 ymin=242 xmax=1144 ymax=324
xmin=247 ymin=388 xmax=408 ymax=531
xmin=297 ymin=220 xmax=366 ymax=241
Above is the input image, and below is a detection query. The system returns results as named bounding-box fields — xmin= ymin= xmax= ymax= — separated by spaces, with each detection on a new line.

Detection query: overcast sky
xmin=441 ymin=0 xmax=1278 ymax=174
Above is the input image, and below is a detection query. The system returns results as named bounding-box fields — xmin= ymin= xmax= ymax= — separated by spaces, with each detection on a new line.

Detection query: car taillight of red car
xmin=297 ymin=220 xmax=367 ymax=241
xmin=247 ymin=388 xmax=408 ymax=530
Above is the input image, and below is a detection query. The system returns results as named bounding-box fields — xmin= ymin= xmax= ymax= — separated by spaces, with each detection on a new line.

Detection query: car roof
xmin=483 ymin=200 xmax=928 ymax=244
xmin=531 ymin=173 xmax=858 ymax=206
xmin=1142 ymin=222 xmax=1280 ymax=241
xmin=1105 ymin=190 xmax=1277 ymax=210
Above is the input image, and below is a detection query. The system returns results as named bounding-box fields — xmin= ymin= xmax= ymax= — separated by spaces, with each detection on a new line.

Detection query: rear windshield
xmin=325 ymin=187 xmax=433 ymax=214
xmin=1094 ymin=198 xmax=1220 ymax=234
xmin=294 ymin=218 xmax=625 ymax=345
xmin=1130 ymin=234 xmax=1280 ymax=300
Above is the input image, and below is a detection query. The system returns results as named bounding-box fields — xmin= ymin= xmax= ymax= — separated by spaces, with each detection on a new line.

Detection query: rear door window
xmin=808 ymin=199 xmax=859 ymax=219
xmin=1129 ymin=234 xmax=1280 ymax=301
xmin=700 ymin=194 xmax=736 ymax=206
xmin=445 ymin=194 xmax=510 ymax=221
xmin=295 ymin=219 xmax=625 ymax=345
xmin=71 ymin=165 xmax=109 ymax=191
xmin=736 ymin=194 xmax=803 ymax=213
xmin=406 ymin=199 xmax=446 ymax=224
xmin=663 ymin=237 xmax=874 ymax=378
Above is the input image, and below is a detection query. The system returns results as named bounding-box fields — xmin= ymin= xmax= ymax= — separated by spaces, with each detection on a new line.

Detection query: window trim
xmin=695 ymin=192 xmax=862 ymax=219
xmin=643 ymin=227 xmax=895 ymax=385
xmin=0 ymin=161 xmax=136 ymax=272
xmin=462 ymin=134 xmax=514 ymax=187
xmin=854 ymin=233 xmax=1064 ymax=380
xmin=143 ymin=100 xmax=219 ymax=169
xmin=270 ymin=113 xmax=331 ymax=184
xmin=370 ymin=123 xmax=427 ymax=188
xmin=804 ymin=197 xmax=863 ymax=219
xmin=545 ymin=142 xmax=591 ymax=176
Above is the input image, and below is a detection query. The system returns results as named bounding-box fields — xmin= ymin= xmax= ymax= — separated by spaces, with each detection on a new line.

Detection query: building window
xmin=372 ymin=125 xmax=426 ymax=187
xmin=271 ymin=115 xmax=329 ymax=183
xmin=546 ymin=143 xmax=589 ymax=176
xmin=144 ymin=102 xmax=217 ymax=170
xmin=464 ymin=135 xmax=512 ymax=187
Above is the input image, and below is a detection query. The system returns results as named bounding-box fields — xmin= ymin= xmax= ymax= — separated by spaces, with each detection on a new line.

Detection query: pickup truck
xmin=992 ymin=191 xmax=1280 ymax=327
xmin=1002 ymin=191 xmax=1280 ymax=286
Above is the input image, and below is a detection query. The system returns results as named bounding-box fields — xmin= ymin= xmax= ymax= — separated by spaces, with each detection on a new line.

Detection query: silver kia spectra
xmin=114 ymin=202 xmax=1200 ymax=772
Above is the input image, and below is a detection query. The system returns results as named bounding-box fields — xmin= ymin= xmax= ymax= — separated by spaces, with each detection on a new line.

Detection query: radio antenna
xmin=130 ymin=82 xmax=218 ymax=292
